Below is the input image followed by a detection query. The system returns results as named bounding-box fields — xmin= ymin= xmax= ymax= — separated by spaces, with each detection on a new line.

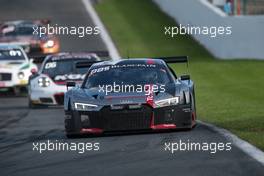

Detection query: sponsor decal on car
xmin=54 ymin=74 xmax=86 ymax=81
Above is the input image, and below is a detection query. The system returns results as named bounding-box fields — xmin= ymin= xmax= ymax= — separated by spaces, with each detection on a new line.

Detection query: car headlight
xmin=155 ymin=97 xmax=179 ymax=108
xmin=43 ymin=40 xmax=55 ymax=48
xmin=38 ymin=77 xmax=50 ymax=87
xmin=17 ymin=72 xmax=25 ymax=79
xmin=75 ymin=102 xmax=98 ymax=111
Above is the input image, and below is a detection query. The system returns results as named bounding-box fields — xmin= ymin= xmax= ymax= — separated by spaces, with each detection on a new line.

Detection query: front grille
xmin=81 ymin=104 xmax=152 ymax=131
xmin=40 ymin=98 xmax=53 ymax=103
xmin=54 ymin=94 xmax=64 ymax=105
xmin=0 ymin=73 xmax=12 ymax=81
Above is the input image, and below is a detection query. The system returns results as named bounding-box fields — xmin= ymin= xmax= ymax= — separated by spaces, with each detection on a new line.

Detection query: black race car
xmin=64 ymin=56 xmax=196 ymax=137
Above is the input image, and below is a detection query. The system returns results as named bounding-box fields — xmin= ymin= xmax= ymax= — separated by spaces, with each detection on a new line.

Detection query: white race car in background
xmin=28 ymin=52 xmax=101 ymax=107
xmin=0 ymin=44 xmax=37 ymax=94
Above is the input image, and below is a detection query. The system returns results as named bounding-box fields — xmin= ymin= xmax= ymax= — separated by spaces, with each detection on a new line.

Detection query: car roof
xmin=44 ymin=52 xmax=101 ymax=62
xmin=91 ymin=58 xmax=165 ymax=68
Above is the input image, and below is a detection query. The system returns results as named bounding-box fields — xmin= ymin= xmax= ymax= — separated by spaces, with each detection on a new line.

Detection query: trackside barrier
xmin=153 ymin=0 xmax=264 ymax=59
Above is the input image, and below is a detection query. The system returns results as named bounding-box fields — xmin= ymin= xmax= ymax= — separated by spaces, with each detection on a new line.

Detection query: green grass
xmin=95 ymin=0 xmax=264 ymax=150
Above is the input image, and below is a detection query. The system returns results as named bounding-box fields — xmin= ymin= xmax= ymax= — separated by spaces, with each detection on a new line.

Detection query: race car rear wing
xmin=156 ymin=56 xmax=189 ymax=67
xmin=75 ymin=51 xmax=109 ymax=68
xmin=75 ymin=61 xmax=102 ymax=68
xmin=156 ymin=56 xmax=190 ymax=80
xmin=155 ymin=56 xmax=188 ymax=64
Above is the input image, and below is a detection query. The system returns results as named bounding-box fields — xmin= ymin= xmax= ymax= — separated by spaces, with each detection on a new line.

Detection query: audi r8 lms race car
xmin=28 ymin=52 xmax=102 ymax=107
xmin=0 ymin=44 xmax=38 ymax=94
xmin=0 ymin=20 xmax=59 ymax=60
xmin=64 ymin=56 xmax=196 ymax=137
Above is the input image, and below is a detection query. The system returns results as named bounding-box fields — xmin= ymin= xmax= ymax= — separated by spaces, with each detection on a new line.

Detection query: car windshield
xmin=42 ymin=59 xmax=90 ymax=78
xmin=3 ymin=25 xmax=35 ymax=36
xmin=85 ymin=66 xmax=172 ymax=88
xmin=0 ymin=49 xmax=25 ymax=60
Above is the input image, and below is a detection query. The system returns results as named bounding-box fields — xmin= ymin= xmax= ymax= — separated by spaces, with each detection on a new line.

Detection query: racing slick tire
xmin=28 ymin=98 xmax=38 ymax=109
xmin=182 ymin=91 xmax=197 ymax=131
xmin=190 ymin=90 xmax=197 ymax=129
xmin=13 ymin=86 xmax=28 ymax=96
xmin=13 ymin=87 xmax=22 ymax=96
xmin=28 ymin=97 xmax=45 ymax=109
xmin=65 ymin=101 xmax=82 ymax=138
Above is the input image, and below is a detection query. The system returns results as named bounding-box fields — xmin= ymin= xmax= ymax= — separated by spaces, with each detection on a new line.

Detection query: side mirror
xmin=31 ymin=68 xmax=37 ymax=75
xmin=180 ymin=75 xmax=190 ymax=81
xmin=29 ymin=58 xmax=34 ymax=63
xmin=66 ymin=81 xmax=76 ymax=90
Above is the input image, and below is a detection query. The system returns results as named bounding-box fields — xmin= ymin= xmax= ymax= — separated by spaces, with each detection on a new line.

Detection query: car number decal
xmin=45 ymin=62 xmax=57 ymax=69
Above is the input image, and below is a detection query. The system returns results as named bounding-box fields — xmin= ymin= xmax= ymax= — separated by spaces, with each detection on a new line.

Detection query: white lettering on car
xmin=54 ymin=74 xmax=86 ymax=81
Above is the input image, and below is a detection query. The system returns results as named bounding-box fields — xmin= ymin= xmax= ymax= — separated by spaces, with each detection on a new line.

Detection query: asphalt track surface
xmin=0 ymin=1 xmax=264 ymax=176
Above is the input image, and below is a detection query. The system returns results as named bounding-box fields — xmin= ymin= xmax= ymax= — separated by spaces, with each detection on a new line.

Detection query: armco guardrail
xmin=153 ymin=0 xmax=264 ymax=59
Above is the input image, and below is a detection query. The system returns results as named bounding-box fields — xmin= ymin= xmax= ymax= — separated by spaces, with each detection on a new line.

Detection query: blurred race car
xmin=64 ymin=57 xmax=196 ymax=137
xmin=28 ymin=52 xmax=102 ymax=107
xmin=0 ymin=44 xmax=38 ymax=94
xmin=0 ymin=20 xmax=59 ymax=60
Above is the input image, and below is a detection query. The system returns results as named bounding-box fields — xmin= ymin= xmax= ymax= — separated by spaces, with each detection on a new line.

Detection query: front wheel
xmin=28 ymin=98 xmax=37 ymax=109
xmin=65 ymin=102 xmax=82 ymax=138
xmin=13 ymin=87 xmax=21 ymax=96
xmin=28 ymin=97 xmax=42 ymax=109
xmin=191 ymin=90 xmax=197 ymax=129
